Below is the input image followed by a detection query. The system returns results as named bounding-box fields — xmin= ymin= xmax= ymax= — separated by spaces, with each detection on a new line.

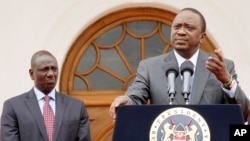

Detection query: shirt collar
xmin=34 ymin=86 xmax=56 ymax=101
xmin=174 ymin=49 xmax=199 ymax=69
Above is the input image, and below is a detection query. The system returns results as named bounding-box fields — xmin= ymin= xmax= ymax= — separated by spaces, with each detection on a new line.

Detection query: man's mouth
xmin=175 ymin=39 xmax=187 ymax=44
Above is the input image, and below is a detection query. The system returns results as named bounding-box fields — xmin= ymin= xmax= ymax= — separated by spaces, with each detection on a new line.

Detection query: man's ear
xmin=29 ymin=69 xmax=34 ymax=80
xmin=200 ymin=32 xmax=206 ymax=43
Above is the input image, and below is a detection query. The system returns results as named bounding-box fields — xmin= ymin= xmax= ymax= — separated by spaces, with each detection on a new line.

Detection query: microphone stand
xmin=163 ymin=62 xmax=179 ymax=105
xmin=169 ymin=93 xmax=175 ymax=105
xmin=180 ymin=60 xmax=194 ymax=105
xmin=183 ymin=92 xmax=190 ymax=105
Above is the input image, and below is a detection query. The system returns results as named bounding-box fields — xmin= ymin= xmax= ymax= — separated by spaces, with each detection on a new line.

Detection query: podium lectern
xmin=112 ymin=104 xmax=244 ymax=141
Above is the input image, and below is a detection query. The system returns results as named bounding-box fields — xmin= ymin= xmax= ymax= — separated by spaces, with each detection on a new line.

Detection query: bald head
xmin=31 ymin=50 xmax=57 ymax=69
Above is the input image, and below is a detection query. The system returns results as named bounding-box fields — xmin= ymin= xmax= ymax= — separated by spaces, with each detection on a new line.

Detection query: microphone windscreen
xmin=162 ymin=62 xmax=179 ymax=77
xmin=180 ymin=60 xmax=194 ymax=76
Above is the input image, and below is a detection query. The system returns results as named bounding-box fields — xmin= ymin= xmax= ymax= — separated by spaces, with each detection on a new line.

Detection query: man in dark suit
xmin=1 ymin=50 xmax=91 ymax=141
xmin=109 ymin=8 xmax=250 ymax=122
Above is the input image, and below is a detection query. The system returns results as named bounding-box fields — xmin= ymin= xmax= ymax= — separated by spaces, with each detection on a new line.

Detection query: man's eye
xmin=186 ymin=26 xmax=194 ymax=30
xmin=52 ymin=68 xmax=58 ymax=72
xmin=39 ymin=69 xmax=48 ymax=72
xmin=173 ymin=25 xmax=181 ymax=29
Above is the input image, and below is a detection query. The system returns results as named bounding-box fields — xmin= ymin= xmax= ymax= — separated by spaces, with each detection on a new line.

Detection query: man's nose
xmin=177 ymin=27 xmax=186 ymax=35
xmin=46 ymin=69 xmax=55 ymax=76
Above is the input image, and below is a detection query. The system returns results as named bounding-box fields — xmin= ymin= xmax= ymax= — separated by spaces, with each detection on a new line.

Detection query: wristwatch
xmin=223 ymin=75 xmax=235 ymax=89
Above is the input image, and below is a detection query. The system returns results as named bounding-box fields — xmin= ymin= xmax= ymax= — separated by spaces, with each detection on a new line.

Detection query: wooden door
xmin=59 ymin=7 xmax=216 ymax=141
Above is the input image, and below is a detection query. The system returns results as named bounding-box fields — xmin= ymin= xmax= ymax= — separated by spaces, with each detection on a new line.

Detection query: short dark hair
xmin=180 ymin=8 xmax=206 ymax=32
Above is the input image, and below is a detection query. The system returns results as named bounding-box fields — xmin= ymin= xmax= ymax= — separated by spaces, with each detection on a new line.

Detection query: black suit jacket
xmin=1 ymin=88 xmax=91 ymax=141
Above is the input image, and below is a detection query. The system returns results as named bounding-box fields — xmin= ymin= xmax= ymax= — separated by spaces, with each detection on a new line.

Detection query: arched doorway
xmin=59 ymin=7 xmax=216 ymax=141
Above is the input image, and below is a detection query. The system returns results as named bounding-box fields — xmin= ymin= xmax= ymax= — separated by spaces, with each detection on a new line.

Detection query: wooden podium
xmin=112 ymin=104 xmax=244 ymax=141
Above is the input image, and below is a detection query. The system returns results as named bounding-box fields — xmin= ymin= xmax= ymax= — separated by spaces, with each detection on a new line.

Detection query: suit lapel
xmin=24 ymin=89 xmax=48 ymax=140
xmin=190 ymin=50 xmax=210 ymax=104
xmin=54 ymin=93 xmax=66 ymax=141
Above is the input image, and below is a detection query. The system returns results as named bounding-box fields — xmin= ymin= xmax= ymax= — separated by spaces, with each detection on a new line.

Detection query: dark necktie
xmin=43 ymin=95 xmax=55 ymax=141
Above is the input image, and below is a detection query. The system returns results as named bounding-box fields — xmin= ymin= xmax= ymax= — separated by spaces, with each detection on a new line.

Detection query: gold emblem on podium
xmin=149 ymin=107 xmax=211 ymax=141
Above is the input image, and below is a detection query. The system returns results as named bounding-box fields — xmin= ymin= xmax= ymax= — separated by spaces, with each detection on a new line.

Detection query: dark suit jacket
xmin=1 ymin=89 xmax=91 ymax=141
xmin=126 ymin=50 xmax=250 ymax=121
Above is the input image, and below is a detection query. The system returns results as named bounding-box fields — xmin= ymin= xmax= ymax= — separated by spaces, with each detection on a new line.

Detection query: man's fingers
xmin=109 ymin=96 xmax=123 ymax=122
xmin=109 ymin=96 xmax=130 ymax=122
xmin=109 ymin=102 xmax=117 ymax=122
xmin=214 ymin=49 xmax=223 ymax=62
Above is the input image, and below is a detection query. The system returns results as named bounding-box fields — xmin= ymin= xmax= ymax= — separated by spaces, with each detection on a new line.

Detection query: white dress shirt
xmin=34 ymin=87 xmax=56 ymax=115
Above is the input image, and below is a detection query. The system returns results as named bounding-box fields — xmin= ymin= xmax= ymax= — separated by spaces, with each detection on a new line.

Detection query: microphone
xmin=162 ymin=62 xmax=179 ymax=105
xmin=180 ymin=60 xmax=194 ymax=104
